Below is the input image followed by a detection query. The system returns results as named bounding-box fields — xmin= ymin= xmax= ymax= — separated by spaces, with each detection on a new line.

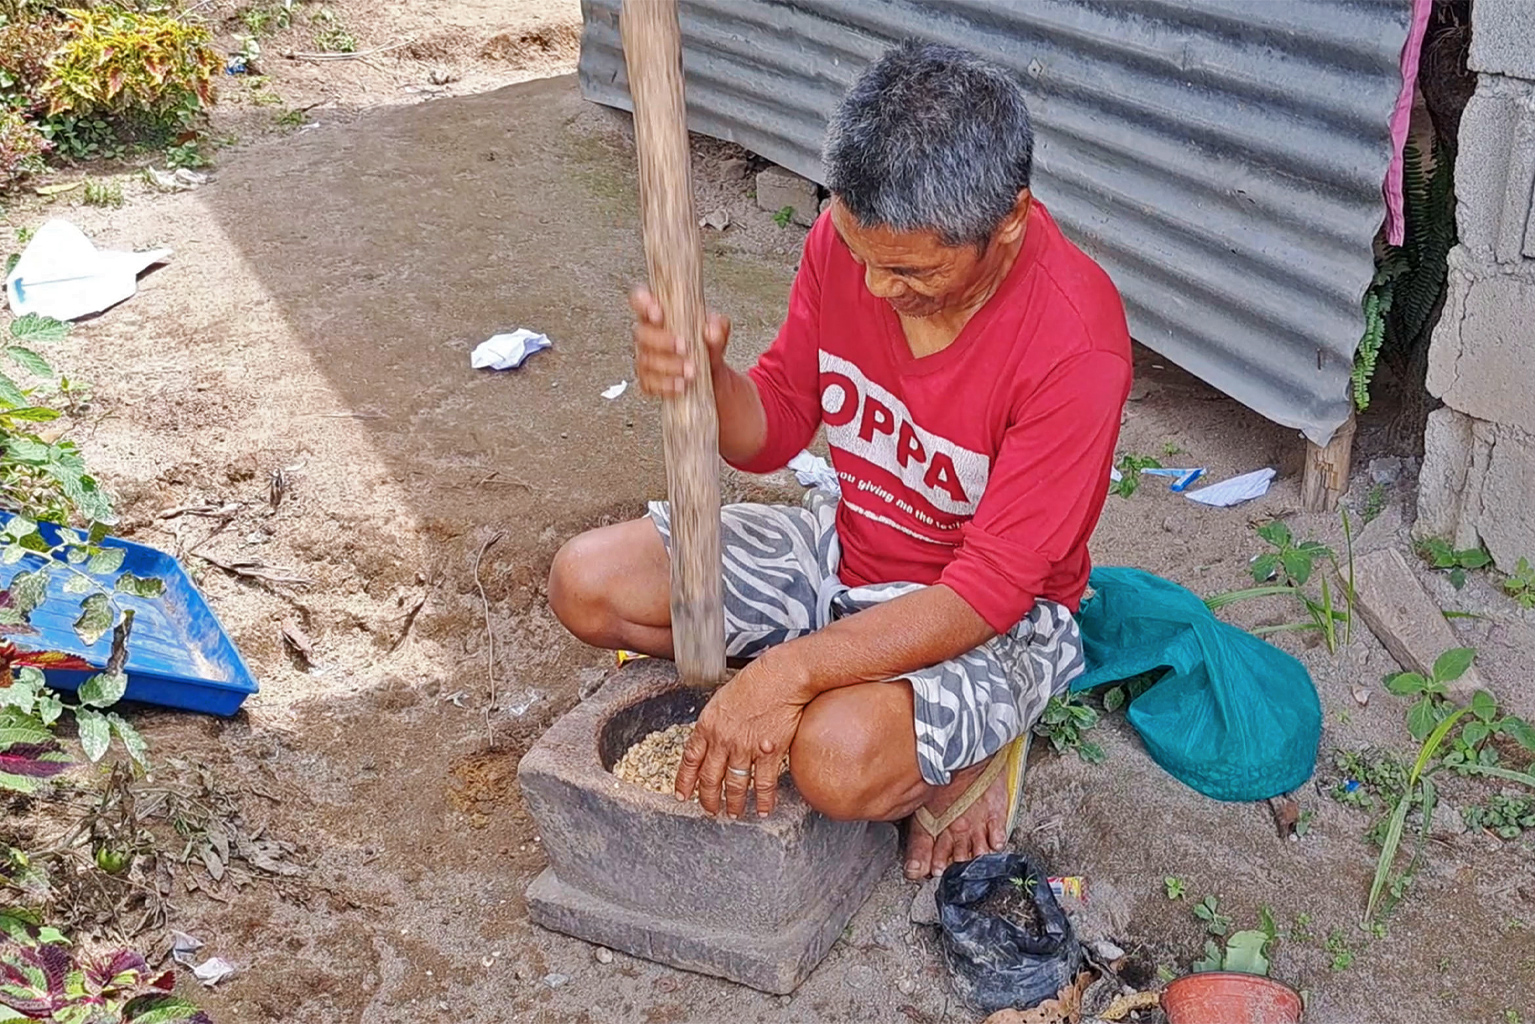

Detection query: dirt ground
xmin=5 ymin=3 xmax=1533 ymax=1021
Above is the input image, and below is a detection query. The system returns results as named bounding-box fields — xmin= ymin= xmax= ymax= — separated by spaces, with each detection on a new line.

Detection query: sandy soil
xmin=4 ymin=3 xmax=1532 ymax=1022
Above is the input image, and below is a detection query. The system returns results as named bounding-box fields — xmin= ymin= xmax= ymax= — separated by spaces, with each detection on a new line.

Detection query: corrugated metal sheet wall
xmin=579 ymin=0 xmax=1412 ymax=445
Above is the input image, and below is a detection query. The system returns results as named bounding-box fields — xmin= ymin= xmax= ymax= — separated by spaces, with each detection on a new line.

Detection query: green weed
xmin=1416 ymin=536 xmax=1492 ymax=589
xmin=240 ymin=0 xmax=297 ymax=36
xmin=1110 ymin=453 xmax=1161 ymax=498
xmin=1462 ymin=794 xmax=1534 ymax=840
xmin=1503 ymin=557 xmax=1534 ymax=609
xmin=1325 ymin=928 xmax=1355 ymax=970
xmin=81 ymin=178 xmax=122 ymax=207
xmin=1206 ymin=513 xmax=1357 ymax=654
xmin=772 ymin=205 xmax=795 ymax=229
xmin=1032 ymin=694 xmax=1104 ymax=763
xmin=1192 ymin=895 xmax=1231 ymax=936
xmin=1361 ymin=482 xmax=1388 ymax=524
xmin=164 ymin=140 xmax=210 ymax=170
xmin=1164 ymin=876 xmax=1186 ymax=900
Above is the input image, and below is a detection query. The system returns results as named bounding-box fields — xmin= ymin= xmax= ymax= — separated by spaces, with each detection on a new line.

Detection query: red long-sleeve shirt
xmin=731 ymin=202 xmax=1132 ymax=634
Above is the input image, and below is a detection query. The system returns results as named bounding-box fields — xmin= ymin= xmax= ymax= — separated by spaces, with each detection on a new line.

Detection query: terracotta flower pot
xmin=1162 ymin=971 xmax=1304 ymax=1024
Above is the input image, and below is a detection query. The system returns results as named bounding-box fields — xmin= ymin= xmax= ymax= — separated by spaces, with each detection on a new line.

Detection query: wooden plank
xmin=1302 ymin=409 xmax=1356 ymax=512
xmin=620 ymin=0 xmax=726 ymax=687
xmin=1352 ymin=548 xmax=1484 ymax=694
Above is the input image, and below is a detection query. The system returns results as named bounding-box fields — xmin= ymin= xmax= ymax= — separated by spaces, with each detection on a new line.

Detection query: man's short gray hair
xmin=823 ymin=40 xmax=1034 ymax=248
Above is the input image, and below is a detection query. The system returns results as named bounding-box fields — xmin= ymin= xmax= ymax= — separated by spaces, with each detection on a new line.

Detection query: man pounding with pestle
xmin=549 ymin=41 xmax=1131 ymax=881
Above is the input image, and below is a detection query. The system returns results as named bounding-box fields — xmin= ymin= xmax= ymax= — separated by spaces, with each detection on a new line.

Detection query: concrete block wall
xmin=1417 ymin=0 xmax=1535 ymax=572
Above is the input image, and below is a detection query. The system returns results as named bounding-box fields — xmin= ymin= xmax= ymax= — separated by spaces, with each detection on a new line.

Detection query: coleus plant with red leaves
xmin=0 ymin=913 xmax=211 ymax=1023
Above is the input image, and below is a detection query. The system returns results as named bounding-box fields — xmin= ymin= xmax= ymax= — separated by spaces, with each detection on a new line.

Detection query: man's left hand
xmin=674 ymin=655 xmax=807 ymax=819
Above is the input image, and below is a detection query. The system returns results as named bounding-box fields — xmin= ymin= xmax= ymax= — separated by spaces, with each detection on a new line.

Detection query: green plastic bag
xmin=1071 ymin=567 xmax=1322 ymax=801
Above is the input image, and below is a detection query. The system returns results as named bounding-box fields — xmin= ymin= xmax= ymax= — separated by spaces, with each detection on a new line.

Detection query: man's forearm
xmin=763 ymin=584 xmax=997 ymax=702
xmin=713 ymin=363 xmax=770 ymax=465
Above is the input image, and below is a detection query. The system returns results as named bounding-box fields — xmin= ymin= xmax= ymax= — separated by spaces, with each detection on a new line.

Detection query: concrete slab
xmin=1352 ymin=548 xmax=1488 ymax=694
xmin=518 ymin=658 xmax=897 ymax=993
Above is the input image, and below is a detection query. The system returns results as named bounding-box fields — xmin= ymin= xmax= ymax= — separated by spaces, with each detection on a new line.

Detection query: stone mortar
xmin=518 ymin=658 xmax=896 ymax=993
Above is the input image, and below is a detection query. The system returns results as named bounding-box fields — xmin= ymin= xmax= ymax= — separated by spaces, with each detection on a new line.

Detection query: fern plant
xmin=1353 ymin=139 xmax=1457 ymax=410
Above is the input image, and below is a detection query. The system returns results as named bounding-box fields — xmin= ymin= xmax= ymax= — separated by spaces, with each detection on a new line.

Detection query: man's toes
xmin=905 ymin=823 xmax=935 ymax=879
xmin=930 ymin=830 xmax=956 ymax=877
xmin=988 ymin=814 xmax=1007 ymax=853
xmin=951 ymin=830 xmax=976 ymax=865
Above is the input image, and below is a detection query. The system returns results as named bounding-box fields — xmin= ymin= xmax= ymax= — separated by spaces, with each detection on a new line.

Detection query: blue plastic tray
xmin=0 ymin=513 xmax=258 ymax=716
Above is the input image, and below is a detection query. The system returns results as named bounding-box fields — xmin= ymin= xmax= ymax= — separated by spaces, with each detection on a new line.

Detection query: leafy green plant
xmin=0 ymin=915 xmax=210 ymax=1023
xmin=34 ymin=112 xmax=127 ymax=162
xmin=1250 ymin=520 xmax=1331 ymax=589
xmin=1191 ymin=895 xmax=1231 ymax=936
xmin=1288 ymin=913 xmax=1312 ymax=943
xmin=1384 ymin=647 xmax=1476 ymax=741
xmin=0 ymin=14 xmax=60 ymax=111
xmin=1194 ymin=910 xmax=1276 ymax=976
xmin=1353 ymin=260 xmax=1399 ymax=411
xmin=1325 ymin=928 xmax=1355 ymax=971
xmin=1462 ymin=794 xmax=1534 ymax=840
xmin=1503 ymin=557 xmax=1534 ymax=609
xmin=1361 ymin=483 xmax=1388 ymax=525
xmin=1110 ymin=453 xmax=1160 ymax=498
xmin=1161 ymin=441 xmax=1182 ymax=458
xmin=1164 ymin=875 xmax=1186 ymax=900
xmin=1363 ymin=682 xmax=1535 ymax=924
xmin=772 ymin=204 xmax=795 ymax=229
xmin=1330 ymin=748 xmax=1409 ymax=815
xmin=312 ymin=25 xmax=355 ymax=53
xmin=43 ymin=6 xmax=222 ymax=123
xmin=1206 ymin=515 xmax=1356 ymax=653
xmin=1415 ymin=536 xmax=1491 ymax=589
xmin=1097 ymin=672 xmax=1158 ymax=716
xmin=1032 ymin=694 xmax=1103 ymax=763
xmin=0 ymin=515 xmax=163 ymax=783
xmin=164 ymin=139 xmax=209 ymax=169
xmin=82 ymin=176 xmax=122 ymax=207
xmin=239 ymin=0 xmax=297 ymax=36
xmin=0 ymin=315 xmax=114 ymax=525
xmin=1384 ymin=649 xmax=1534 ymax=769
xmin=1353 ymin=138 xmax=1456 ymax=410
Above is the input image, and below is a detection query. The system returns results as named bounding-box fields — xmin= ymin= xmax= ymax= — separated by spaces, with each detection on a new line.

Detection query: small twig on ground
xmin=179 ymin=515 xmax=237 ymax=563
xmin=476 ymin=471 xmax=534 ymax=491
xmin=282 ymin=39 xmax=415 ymax=61
xmin=390 ymin=575 xmax=441 ymax=653
xmin=157 ymin=502 xmax=243 ymax=520
xmin=195 ymin=552 xmax=314 ymax=588
xmin=473 ymin=533 xmax=505 ymax=748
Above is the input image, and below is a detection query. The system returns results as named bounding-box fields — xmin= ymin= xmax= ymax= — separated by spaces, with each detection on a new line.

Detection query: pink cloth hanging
xmin=1383 ymin=0 xmax=1434 ymax=245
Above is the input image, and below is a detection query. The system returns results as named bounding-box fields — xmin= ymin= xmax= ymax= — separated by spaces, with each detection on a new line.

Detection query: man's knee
xmin=790 ymin=685 xmax=924 ymax=821
xmin=547 ymin=530 xmax=615 ymax=646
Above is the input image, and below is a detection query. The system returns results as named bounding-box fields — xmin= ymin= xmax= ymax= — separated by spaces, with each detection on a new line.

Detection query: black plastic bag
xmin=936 ymin=851 xmax=1084 ymax=1013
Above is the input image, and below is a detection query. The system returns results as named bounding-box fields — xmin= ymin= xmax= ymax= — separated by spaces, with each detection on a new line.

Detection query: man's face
xmin=828 ymin=196 xmax=1026 ymax=319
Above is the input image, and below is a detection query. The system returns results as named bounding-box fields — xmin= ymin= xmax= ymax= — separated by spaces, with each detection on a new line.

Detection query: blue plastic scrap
xmin=1140 ymin=467 xmax=1206 ymax=492
xmin=0 ymin=513 xmax=257 ymax=715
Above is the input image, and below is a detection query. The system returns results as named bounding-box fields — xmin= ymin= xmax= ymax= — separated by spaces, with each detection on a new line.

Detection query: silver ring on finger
xmin=726 ymin=766 xmax=751 ymax=778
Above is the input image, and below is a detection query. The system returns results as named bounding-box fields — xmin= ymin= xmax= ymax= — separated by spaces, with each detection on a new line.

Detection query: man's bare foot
xmin=904 ymin=754 xmax=1011 ymax=880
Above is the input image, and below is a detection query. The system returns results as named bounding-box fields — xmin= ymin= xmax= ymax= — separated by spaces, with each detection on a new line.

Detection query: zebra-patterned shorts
xmin=646 ymin=491 xmax=1085 ymax=787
